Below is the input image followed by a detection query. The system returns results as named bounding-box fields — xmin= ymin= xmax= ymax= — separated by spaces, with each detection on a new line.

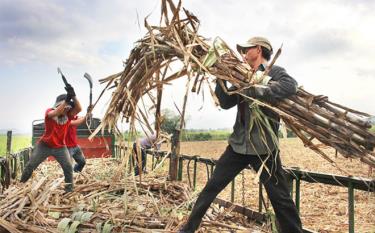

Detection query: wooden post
xmin=3 ymin=131 xmax=12 ymax=189
xmin=6 ymin=131 xmax=12 ymax=156
xmin=169 ymin=77 xmax=189 ymax=180
xmin=169 ymin=129 xmax=180 ymax=181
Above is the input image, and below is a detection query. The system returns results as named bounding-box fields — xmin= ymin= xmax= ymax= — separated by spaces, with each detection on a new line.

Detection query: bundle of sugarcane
xmin=92 ymin=0 xmax=375 ymax=169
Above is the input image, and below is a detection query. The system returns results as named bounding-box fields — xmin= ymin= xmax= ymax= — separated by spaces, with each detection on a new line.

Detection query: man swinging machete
xmin=20 ymin=68 xmax=82 ymax=193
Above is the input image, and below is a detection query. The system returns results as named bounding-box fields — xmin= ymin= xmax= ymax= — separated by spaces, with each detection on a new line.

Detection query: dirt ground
xmin=158 ymin=138 xmax=375 ymax=233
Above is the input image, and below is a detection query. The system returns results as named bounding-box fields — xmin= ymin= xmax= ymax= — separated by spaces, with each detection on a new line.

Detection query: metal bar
xmin=111 ymin=134 xmax=116 ymax=158
xmin=285 ymin=172 xmax=294 ymax=199
xmin=205 ymin=163 xmax=210 ymax=181
xmin=12 ymin=156 xmax=17 ymax=179
xmin=295 ymin=175 xmax=301 ymax=213
xmin=178 ymin=157 xmax=183 ymax=181
xmin=348 ymin=182 xmax=355 ymax=233
xmin=193 ymin=158 xmax=197 ymax=190
xmin=285 ymin=168 xmax=374 ymax=191
xmin=290 ymin=179 xmax=294 ymax=199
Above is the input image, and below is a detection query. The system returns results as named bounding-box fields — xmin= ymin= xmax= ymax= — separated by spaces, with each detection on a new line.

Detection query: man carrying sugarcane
xmin=65 ymin=105 xmax=93 ymax=173
xmin=180 ymin=37 xmax=303 ymax=233
xmin=20 ymin=85 xmax=82 ymax=193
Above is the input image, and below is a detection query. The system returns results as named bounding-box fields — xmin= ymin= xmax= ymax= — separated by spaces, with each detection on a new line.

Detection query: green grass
xmin=120 ymin=129 xmax=233 ymax=142
xmin=181 ymin=129 xmax=232 ymax=141
xmin=0 ymin=135 xmax=31 ymax=156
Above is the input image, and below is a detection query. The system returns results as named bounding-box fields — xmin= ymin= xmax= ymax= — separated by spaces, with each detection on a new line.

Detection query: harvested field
xmin=161 ymin=139 xmax=375 ymax=233
xmin=0 ymin=159 xmax=270 ymax=233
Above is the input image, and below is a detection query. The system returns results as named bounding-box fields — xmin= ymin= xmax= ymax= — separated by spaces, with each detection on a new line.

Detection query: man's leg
xmin=250 ymin=151 xmax=303 ymax=233
xmin=20 ymin=142 xmax=50 ymax=182
xmin=181 ymin=146 xmax=250 ymax=232
xmin=141 ymin=149 xmax=147 ymax=172
xmin=53 ymin=147 xmax=73 ymax=192
xmin=71 ymin=146 xmax=86 ymax=172
xmin=133 ymin=143 xmax=141 ymax=176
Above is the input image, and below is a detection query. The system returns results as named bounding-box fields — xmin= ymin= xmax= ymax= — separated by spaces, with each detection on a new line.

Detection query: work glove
xmin=67 ymin=99 xmax=75 ymax=108
xmin=65 ymin=93 xmax=72 ymax=103
xmin=86 ymin=105 xmax=93 ymax=118
xmin=65 ymin=84 xmax=76 ymax=98
xmin=244 ymin=85 xmax=269 ymax=99
xmin=243 ymin=85 xmax=277 ymax=105
xmin=87 ymin=104 xmax=94 ymax=113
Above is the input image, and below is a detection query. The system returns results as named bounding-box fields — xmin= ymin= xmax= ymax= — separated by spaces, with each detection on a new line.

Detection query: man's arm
xmin=70 ymin=116 xmax=86 ymax=126
xmin=215 ymin=80 xmax=238 ymax=109
xmin=68 ymin=96 xmax=82 ymax=118
xmin=47 ymin=102 xmax=69 ymax=118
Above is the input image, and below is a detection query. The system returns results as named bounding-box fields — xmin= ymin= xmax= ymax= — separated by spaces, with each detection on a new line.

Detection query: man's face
xmin=56 ymin=103 xmax=71 ymax=116
xmin=63 ymin=106 xmax=70 ymax=114
xmin=241 ymin=46 xmax=260 ymax=67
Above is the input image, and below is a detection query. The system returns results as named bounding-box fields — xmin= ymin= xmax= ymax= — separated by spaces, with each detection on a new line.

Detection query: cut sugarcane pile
xmin=0 ymin=159 xmax=270 ymax=233
xmin=93 ymin=0 xmax=375 ymax=170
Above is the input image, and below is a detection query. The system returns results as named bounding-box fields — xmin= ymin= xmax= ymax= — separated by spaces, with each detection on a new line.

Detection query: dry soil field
xmin=160 ymin=138 xmax=375 ymax=233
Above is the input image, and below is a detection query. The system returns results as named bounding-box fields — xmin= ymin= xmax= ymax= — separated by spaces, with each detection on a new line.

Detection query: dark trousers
xmin=20 ymin=142 xmax=73 ymax=192
xmin=182 ymin=145 xmax=303 ymax=233
xmin=68 ymin=146 xmax=86 ymax=172
xmin=132 ymin=143 xmax=147 ymax=176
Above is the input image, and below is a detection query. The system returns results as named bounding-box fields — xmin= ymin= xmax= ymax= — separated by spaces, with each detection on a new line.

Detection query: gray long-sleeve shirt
xmin=215 ymin=64 xmax=297 ymax=155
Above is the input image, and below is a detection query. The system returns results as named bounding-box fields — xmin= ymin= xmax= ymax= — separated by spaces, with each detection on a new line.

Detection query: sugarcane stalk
xmin=297 ymin=89 xmax=372 ymax=128
xmin=290 ymin=95 xmax=375 ymax=141
xmin=280 ymin=99 xmax=369 ymax=147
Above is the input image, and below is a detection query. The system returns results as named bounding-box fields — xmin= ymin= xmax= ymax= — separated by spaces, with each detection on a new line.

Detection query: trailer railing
xmin=0 ymin=147 xmax=33 ymax=189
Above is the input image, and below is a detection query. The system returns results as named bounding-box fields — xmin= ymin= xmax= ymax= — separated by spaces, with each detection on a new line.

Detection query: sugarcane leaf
xmin=96 ymin=223 xmax=102 ymax=232
xmin=57 ymin=218 xmax=71 ymax=232
xmin=68 ymin=221 xmax=80 ymax=233
xmin=102 ymin=221 xmax=113 ymax=233
xmin=80 ymin=212 xmax=94 ymax=222
xmin=71 ymin=211 xmax=84 ymax=221
xmin=48 ymin=211 xmax=61 ymax=219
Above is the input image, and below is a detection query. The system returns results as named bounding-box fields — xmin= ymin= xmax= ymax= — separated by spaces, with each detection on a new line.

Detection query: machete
xmin=83 ymin=73 xmax=94 ymax=127
xmin=57 ymin=67 xmax=70 ymax=87
xmin=83 ymin=73 xmax=93 ymax=106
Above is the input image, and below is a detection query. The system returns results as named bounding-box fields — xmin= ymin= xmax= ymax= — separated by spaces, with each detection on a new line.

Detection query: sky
xmin=1 ymin=0 xmax=375 ymax=134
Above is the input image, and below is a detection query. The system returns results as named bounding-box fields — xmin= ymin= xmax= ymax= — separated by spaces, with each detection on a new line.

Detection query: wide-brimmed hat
xmin=236 ymin=36 xmax=273 ymax=54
